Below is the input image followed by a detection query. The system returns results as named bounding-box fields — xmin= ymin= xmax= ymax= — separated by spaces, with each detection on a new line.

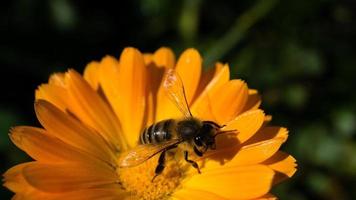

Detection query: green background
xmin=1 ymin=0 xmax=355 ymax=199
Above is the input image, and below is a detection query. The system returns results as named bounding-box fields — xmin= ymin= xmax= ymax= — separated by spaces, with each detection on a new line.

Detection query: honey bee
xmin=119 ymin=68 xmax=234 ymax=180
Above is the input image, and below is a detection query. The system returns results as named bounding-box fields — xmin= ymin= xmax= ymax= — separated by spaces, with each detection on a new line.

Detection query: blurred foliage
xmin=1 ymin=0 xmax=356 ymax=199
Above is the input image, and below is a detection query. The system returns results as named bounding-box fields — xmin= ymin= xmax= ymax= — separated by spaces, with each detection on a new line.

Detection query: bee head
xmin=193 ymin=123 xmax=218 ymax=153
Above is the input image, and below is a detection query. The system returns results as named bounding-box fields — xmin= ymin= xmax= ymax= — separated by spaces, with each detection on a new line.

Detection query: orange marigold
xmin=3 ymin=47 xmax=296 ymax=200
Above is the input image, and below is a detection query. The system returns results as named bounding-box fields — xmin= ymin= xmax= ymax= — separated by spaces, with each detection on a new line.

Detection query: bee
xmin=119 ymin=68 xmax=234 ymax=180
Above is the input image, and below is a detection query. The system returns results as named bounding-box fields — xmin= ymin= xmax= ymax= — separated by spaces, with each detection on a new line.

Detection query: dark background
xmin=1 ymin=0 xmax=356 ymax=199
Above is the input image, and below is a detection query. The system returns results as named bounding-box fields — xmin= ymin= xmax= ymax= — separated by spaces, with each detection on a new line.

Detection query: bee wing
xmin=163 ymin=68 xmax=193 ymax=118
xmin=119 ymin=139 xmax=182 ymax=167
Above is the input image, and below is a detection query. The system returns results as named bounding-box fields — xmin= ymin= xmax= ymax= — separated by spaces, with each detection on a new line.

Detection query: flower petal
xmin=114 ymin=47 xmax=147 ymax=148
xmin=66 ymin=69 xmax=125 ymax=151
xmin=145 ymin=48 xmax=175 ymax=124
xmin=245 ymin=127 xmax=288 ymax=145
xmin=231 ymin=138 xmax=284 ymax=165
xmin=175 ymin=48 xmax=202 ymax=104
xmin=155 ymin=48 xmax=202 ymax=121
xmin=242 ymin=89 xmax=261 ymax=112
xmin=9 ymin=126 xmax=105 ymax=165
xmin=48 ymin=73 xmax=66 ymax=87
xmin=23 ymin=163 xmax=118 ymax=193
xmin=215 ymin=80 xmax=249 ymax=125
xmin=143 ymin=53 xmax=153 ymax=65
xmin=3 ymin=162 xmax=32 ymax=193
xmin=193 ymin=62 xmax=226 ymax=101
xmin=35 ymin=84 xmax=68 ymax=111
xmin=263 ymin=151 xmax=297 ymax=184
xmin=182 ymin=165 xmax=274 ymax=199
xmin=191 ymin=64 xmax=230 ymax=121
xmin=198 ymin=138 xmax=284 ymax=170
xmin=172 ymin=188 xmax=228 ymax=200
xmin=83 ymin=61 xmax=100 ymax=90
xmin=35 ymin=100 xmax=116 ymax=165
xmin=96 ymin=56 xmax=135 ymax=150
xmin=253 ymin=193 xmax=277 ymax=200
xmin=153 ymin=47 xmax=175 ymax=68
xmin=220 ymin=109 xmax=265 ymax=145
xmin=29 ymin=186 xmax=127 ymax=200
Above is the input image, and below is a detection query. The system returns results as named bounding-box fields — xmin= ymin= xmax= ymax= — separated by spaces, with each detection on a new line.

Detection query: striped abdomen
xmin=140 ymin=119 xmax=175 ymax=144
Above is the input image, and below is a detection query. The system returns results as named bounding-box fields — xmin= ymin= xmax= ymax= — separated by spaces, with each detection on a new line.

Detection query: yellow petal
xmin=34 ymin=187 xmax=127 ymax=200
xmin=12 ymin=192 xmax=49 ymax=200
xmin=83 ymin=61 xmax=100 ymax=90
xmin=145 ymin=48 xmax=175 ymax=124
xmin=211 ymin=80 xmax=249 ymax=125
xmin=191 ymin=64 xmax=230 ymax=121
xmin=115 ymin=47 xmax=147 ymax=147
xmin=4 ymin=163 xmax=58 ymax=200
xmin=36 ymin=73 xmax=96 ymax=127
xmin=193 ymin=62 xmax=226 ymax=101
xmin=36 ymin=73 xmax=68 ymax=111
xmin=66 ymin=70 xmax=125 ymax=151
xmin=9 ymin=126 xmax=105 ymax=165
xmin=11 ymin=185 xmax=126 ymax=200
xmin=97 ymin=56 xmax=121 ymax=115
xmin=263 ymin=151 xmax=297 ymax=184
xmin=155 ymin=68 xmax=185 ymax=121
xmin=221 ymin=109 xmax=265 ymax=145
xmin=48 ymin=73 xmax=66 ymax=87
xmin=143 ymin=53 xmax=153 ymax=65
xmin=182 ymin=165 xmax=274 ymax=199
xmin=23 ymin=163 xmax=118 ymax=193
xmin=242 ymin=89 xmax=261 ymax=112
xmin=245 ymin=127 xmax=288 ymax=145
xmin=175 ymin=48 xmax=202 ymax=103
xmin=253 ymin=193 xmax=277 ymax=200
xmin=202 ymin=138 xmax=285 ymax=171
xmin=3 ymin=162 xmax=32 ymax=193
xmin=95 ymin=56 xmax=135 ymax=150
xmin=35 ymin=84 xmax=68 ymax=111
xmin=264 ymin=115 xmax=272 ymax=123
xmin=172 ymin=188 xmax=228 ymax=200
xmin=35 ymin=100 xmax=116 ymax=165
xmin=233 ymin=138 xmax=284 ymax=165
xmin=155 ymin=49 xmax=202 ymax=121
xmin=153 ymin=47 xmax=175 ymax=68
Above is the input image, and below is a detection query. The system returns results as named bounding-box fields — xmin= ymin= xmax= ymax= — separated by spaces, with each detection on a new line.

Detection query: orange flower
xmin=3 ymin=47 xmax=296 ymax=199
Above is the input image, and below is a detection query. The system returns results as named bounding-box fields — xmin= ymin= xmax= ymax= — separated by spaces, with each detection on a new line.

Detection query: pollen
xmin=118 ymin=155 xmax=183 ymax=200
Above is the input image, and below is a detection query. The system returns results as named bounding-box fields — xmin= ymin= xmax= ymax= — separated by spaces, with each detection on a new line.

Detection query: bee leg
xmin=193 ymin=146 xmax=203 ymax=157
xmin=184 ymin=151 xmax=201 ymax=174
xmin=152 ymin=151 xmax=166 ymax=182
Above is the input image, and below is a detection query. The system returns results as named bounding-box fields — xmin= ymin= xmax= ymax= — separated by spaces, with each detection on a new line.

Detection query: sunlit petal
xmin=263 ymin=151 xmax=297 ymax=184
xmin=182 ymin=165 xmax=274 ymax=199
xmin=220 ymin=109 xmax=265 ymax=145
xmin=114 ymin=47 xmax=147 ymax=148
xmin=66 ymin=70 xmax=125 ymax=151
xmin=83 ymin=61 xmax=100 ymax=90
xmin=191 ymin=64 xmax=230 ymax=121
xmin=35 ymin=100 xmax=116 ymax=165
xmin=23 ymin=162 xmax=118 ymax=192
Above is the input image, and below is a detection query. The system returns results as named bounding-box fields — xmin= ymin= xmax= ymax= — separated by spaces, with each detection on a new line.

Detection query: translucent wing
xmin=163 ymin=68 xmax=193 ymax=118
xmin=119 ymin=139 xmax=182 ymax=167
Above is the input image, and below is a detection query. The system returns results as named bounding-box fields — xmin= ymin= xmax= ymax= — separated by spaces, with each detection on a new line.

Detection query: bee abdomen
xmin=140 ymin=119 xmax=173 ymax=144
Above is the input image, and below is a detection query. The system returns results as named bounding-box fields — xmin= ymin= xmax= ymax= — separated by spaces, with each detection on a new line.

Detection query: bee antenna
xmin=214 ymin=129 xmax=237 ymax=138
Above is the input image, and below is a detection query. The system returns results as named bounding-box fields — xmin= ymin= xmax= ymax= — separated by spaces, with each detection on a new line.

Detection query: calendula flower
xmin=3 ymin=47 xmax=296 ymax=200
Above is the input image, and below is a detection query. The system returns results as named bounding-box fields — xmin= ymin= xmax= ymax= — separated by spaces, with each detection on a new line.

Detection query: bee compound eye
xmin=194 ymin=136 xmax=203 ymax=146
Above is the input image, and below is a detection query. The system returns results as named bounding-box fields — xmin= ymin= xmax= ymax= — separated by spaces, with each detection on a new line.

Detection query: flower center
xmin=118 ymin=154 xmax=183 ymax=200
